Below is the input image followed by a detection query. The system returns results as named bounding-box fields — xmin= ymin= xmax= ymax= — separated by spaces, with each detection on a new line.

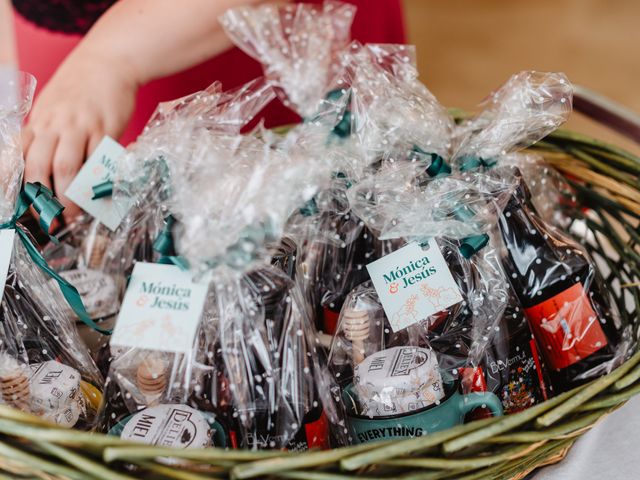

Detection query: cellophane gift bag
xmin=85 ymin=79 xmax=275 ymax=376
xmin=451 ymin=72 xmax=627 ymax=392
xmin=163 ymin=81 xmax=350 ymax=449
xmin=0 ymin=70 xmax=103 ymax=428
xmin=221 ymin=1 xmax=375 ymax=340
xmin=328 ymin=60 xmax=560 ymax=416
xmin=97 ymin=80 xmax=277 ymax=450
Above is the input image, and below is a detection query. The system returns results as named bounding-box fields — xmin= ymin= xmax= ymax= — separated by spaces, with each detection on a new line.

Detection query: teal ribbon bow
xmin=91 ymin=180 xmax=113 ymax=199
xmin=458 ymin=155 xmax=497 ymax=172
xmin=153 ymin=215 xmax=189 ymax=270
xmin=325 ymin=89 xmax=352 ymax=139
xmin=411 ymin=146 xmax=452 ymax=178
xmin=0 ymin=182 xmax=111 ymax=334
xmin=299 ymin=197 xmax=319 ymax=217
xmin=16 ymin=182 xmax=64 ymax=243
xmin=453 ymin=204 xmax=489 ymax=259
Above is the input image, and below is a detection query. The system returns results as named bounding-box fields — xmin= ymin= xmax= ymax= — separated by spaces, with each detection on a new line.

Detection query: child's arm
xmin=22 ymin=0 xmax=269 ymax=220
xmin=0 ymin=0 xmax=16 ymax=65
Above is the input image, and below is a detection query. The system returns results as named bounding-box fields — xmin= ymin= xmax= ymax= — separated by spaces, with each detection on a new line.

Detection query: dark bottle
xmin=239 ymin=268 xmax=329 ymax=451
xmin=315 ymin=212 xmax=377 ymax=336
xmin=480 ymin=294 xmax=550 ymax=413
xmin=497 ymin=169 xmax=620 ymax=392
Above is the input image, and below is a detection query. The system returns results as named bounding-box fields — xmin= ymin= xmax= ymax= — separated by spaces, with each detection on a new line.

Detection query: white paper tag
xmin=0 ymin=229 xmax=15 ymax=300
xmin=366 ymin=240 xmax=463 ymax=332
xmin=111 ymin=263 xmax=208 ymax=354
xmin=65 ymin=136 xmax=126 ymax=231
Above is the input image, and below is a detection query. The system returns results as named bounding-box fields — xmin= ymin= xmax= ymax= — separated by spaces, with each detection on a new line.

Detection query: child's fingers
xmin=52 ymin=131 xmax=89 ymax=222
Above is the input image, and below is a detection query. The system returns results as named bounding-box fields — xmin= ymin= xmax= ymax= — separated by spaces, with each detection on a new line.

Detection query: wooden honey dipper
xmin=0 ymin=355 xmax=30 ymax=412
xmin=136 ymin=355 xmax=168 ymax=403
xmin=342 ymin=307 xmax=370 ymax=366
xmin=87 ymin=233 xmax=109 ymax=269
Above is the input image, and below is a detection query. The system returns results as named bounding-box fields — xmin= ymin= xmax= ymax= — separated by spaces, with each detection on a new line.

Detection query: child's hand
xmin=23 ymin=51 xmax=136 ymax=221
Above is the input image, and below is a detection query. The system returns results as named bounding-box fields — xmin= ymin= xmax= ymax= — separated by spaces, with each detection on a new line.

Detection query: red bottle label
xmin=460 ymin=366 xmax=487 ymax=393
xmin=304 ymin=410 xmax=330 ymax=450
xmin=459 ymin=367 xmax=492 ymax=420
xmin=524 ymin=283 xmax=608 ymax=370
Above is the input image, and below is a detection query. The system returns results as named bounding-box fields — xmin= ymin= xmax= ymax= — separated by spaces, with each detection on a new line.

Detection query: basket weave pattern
xmin=1 ymin=127 xmax=639 ymax=479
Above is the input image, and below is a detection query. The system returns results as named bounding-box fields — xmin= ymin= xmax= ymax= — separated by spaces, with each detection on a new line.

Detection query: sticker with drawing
xmin=111 ymin=263 xmax=209 ymax=353
xmin=366 ymin=240 xmax=463 ymax=332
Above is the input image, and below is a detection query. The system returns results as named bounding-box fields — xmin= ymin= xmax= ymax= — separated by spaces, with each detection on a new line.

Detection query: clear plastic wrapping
xmin=492 ymin=167 xmax=625 ymax=392
xmin=213 ymin=267 xmax=336 ymax=450
xmin=0 ymin=70 xmax=103 ymax=428
xmin=165 ymin=129 xmax=341 ymax=449
xmin=327 ymin=248 xmax=508 ymax=444
xmin=98 ymin=291 xmax=228 ymax=449
xmin=220 ymin=0 xmax=356 ymax=118
xmin=343 ymin=41 xmax=455 ymax=165
xmin=453 ymin=71 xmax=573 ymax=166
xmin=0 ymin=69 xmax=33 ymax=218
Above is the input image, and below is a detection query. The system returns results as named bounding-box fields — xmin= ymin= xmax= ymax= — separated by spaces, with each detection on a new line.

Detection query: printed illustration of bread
xmin=343 ymin=307 xmax=370 ymax=365
xmin=0 ymin=355 xmax=30 ymax=411
xmin=136 ymin=355 xmax=168 ymax=402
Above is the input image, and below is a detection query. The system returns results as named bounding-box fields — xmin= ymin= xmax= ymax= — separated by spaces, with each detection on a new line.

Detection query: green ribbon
xmin=426 ymin=154 xmax=452 ymax=177
xmin=325 ymin=89 xmax=352 ymax=139
xmin=332 ymin=109 xmax=352 ymax=138
xmin=153 ymin=215 xmax=189 ymax=270
xmin=453 ymin=204 xmax=489 ymax=259
xmin=16 ymin=182 xmax=64 ymax=243
xmin=91 ymin=180 xmax=113 ymax=199
xmin=411 ymin=146 xmax=452 ymax=178
xmin=299 ymin=197 xmax=319 ymax=217
xmin=458 ymin=155 xmax=497 ymax=172
xmin=0 ymin=182 xmax=111 ymax=335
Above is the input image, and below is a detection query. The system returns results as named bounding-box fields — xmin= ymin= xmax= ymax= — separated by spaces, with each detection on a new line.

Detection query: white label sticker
xmin=366 ymin=240 xmax=463 ymax=332
xmin=57 ymin=269 xmax=119 ymax=319
xmin=120 ymin=404 xmax=212 ymax=448
xmin=111 ymin=263 xmax=208 ymax=354
xmin=65 ymin=136 xmax=127 ymax=231
xmin=0 ymin=229 xmax=15 ymax=300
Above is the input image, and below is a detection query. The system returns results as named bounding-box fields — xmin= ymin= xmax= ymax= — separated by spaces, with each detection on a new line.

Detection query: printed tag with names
xmin=65 ymin=136 xmax=126 ymax=231
xmin=111 ymin=263 xmax=209 ymax=354
xmin=0 ymin=229 xmax=15 ymax=301
xmin=366 ymin=240 xmax=463 ymax=332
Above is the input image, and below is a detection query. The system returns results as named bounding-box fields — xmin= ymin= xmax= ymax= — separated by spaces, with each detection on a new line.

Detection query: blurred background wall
xmin=403 ymin=0 xmax=640 ymax=153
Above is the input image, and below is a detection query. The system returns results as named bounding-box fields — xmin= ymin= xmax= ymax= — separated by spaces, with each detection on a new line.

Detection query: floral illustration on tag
xmin=391 ymin=294 xmax=419 ymax=328
xmin=367 ymin=241 xmax=463 ymax=332
xmin=420 ymin=284 xmax=462 ymax=310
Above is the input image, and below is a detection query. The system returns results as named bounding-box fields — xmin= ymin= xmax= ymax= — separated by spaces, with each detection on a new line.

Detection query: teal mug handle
xmin=209 ymin=419 xmax=227 ymax=448
xmin=458 ymin=392 xmax=504 ymax=418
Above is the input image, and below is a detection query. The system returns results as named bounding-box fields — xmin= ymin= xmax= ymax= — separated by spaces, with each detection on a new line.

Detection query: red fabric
xmin=14 ymin=0 xmax=405 ymax=145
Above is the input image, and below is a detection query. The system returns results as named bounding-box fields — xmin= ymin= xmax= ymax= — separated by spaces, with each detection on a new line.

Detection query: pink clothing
xmin=13 ymin=1 xmax=406 ymax=145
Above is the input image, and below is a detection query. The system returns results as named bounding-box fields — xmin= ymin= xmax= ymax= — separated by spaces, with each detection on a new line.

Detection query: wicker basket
xmin=3 ymin=88 xmax=640 ymax=480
